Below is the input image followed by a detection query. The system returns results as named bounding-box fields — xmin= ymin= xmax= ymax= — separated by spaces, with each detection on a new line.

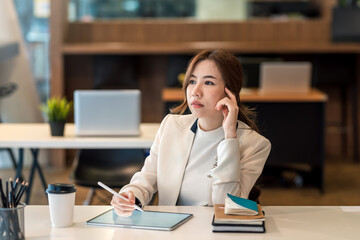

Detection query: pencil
xmin=9 ymin=190 xmax=13 ymax=208
xmin=14 ymin=181 xmax=25 ymax=202
xmin=98 ymin=181 xmax=144 ymax=212
xmin=15 ymin=182 xmax=28 ymax=207
xmin=13 ymin=178 xmax=19 ymax=193
xmin=10 ymin=177 xmax=13 ymax=191
xmin=5 ymin=181 xmax=9 ymax=208
xmin=0 ymin=178 xmax=6 ymax=207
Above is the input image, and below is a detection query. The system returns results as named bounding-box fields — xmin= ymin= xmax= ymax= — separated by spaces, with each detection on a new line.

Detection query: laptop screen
xmin=74 ymin=90 xmax=141 ymax=136
xmin=259 ymin=62 xmax=312 ymax=94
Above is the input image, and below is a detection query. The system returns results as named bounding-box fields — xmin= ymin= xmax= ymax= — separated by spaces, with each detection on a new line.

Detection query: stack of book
xmin=212 ymin=193 xmax=265 ymax=233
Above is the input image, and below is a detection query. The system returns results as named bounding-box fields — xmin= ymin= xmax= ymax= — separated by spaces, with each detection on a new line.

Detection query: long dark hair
xmin=171 ymin=49 xmax=258 ymax=132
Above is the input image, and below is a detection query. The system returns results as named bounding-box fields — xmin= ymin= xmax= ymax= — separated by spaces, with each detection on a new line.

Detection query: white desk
xmin=25 ymin=205 xmax=360 ymax=240
xmin=0 ymin=123 xmax=159 ymax=149
xmin=0 ymin=123 xmax=160 ymax=203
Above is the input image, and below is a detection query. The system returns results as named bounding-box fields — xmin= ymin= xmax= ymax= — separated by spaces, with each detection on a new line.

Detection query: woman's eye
xmin=205 ymin=81 xmax=214 ymax=85
xmin=189 ymin=80 xmax=196 ymax=84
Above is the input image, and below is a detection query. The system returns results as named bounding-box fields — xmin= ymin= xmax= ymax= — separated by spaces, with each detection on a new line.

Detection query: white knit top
xmin=177 ymin=122 xmax=224 ymax=206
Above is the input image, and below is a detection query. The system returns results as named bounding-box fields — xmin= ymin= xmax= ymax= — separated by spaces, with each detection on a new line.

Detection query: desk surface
xmin=0 ymin=123 xmax=159 ymax=149
xmin=25 ymin=205 xmax=360 ymax=240
xmin=162 ymin=88 xmax=328 ymax=102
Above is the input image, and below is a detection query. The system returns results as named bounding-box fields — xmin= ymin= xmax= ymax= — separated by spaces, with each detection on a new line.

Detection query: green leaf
xmin=40 ymin=97 xmax=73 ymax=122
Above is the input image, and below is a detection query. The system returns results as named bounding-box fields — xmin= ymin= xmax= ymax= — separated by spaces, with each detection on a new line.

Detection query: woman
xmin=111 ymin=49 xmax=271 ymax=216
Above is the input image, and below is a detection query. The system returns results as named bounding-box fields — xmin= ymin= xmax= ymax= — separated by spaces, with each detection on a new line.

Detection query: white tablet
xmin=86 ymin=209 xmax=193 ymax=231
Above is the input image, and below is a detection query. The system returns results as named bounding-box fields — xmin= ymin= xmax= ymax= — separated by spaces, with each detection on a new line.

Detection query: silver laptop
xmin=74 ymin=90 xmax=141 ymax=136
xmin=259 ymin=62 xmax=312 ymax=94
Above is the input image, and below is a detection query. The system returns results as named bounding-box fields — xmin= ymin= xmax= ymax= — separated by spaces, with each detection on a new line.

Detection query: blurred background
xmin=1 ymin=0 xmax=360 ymax=206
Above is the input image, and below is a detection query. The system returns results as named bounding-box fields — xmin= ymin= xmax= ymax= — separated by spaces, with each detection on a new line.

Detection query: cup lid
xmin=46 ymin=183 xmax=76 ymax=194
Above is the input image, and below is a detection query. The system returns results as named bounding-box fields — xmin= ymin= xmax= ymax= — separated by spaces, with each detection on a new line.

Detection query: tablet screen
xmin=86 ymin=209 xmax=193 ymax=231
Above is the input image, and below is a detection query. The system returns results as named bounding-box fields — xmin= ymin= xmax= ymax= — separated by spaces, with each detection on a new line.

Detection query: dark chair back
xmin=248 ymin=185 xmax=261 ymax=203
xmin=71 ymin=149 xmax=145 ymax=189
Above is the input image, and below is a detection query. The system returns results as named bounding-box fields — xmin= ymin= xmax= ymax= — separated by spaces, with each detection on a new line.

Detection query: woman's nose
xmin=192 ymin=83 xmax=202 ymax=97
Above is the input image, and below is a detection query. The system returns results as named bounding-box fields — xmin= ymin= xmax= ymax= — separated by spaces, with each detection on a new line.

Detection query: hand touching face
xmin=186 ymin=59 xmax=238 ymax=136
xmin=215 ymin=88 xmax=239 ymax=139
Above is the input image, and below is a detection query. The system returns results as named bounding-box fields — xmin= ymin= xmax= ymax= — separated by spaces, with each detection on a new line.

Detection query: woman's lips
xmin=191 ymin=101 xmax=204 ymax=108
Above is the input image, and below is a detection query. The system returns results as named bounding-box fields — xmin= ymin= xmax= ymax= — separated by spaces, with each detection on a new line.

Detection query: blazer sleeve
xmin=119 ymin=115 xmax=170 ymax=207
xmin=210 ymin=129 xmax=271 ymax=204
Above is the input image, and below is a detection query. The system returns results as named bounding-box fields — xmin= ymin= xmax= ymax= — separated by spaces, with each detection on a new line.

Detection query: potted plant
xmin=40 ymin=97 xmax=73 ymax=136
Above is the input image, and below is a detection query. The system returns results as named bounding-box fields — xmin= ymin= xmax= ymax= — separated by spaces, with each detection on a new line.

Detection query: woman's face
xmin=186 ymin=59 xmax=227 ymax=120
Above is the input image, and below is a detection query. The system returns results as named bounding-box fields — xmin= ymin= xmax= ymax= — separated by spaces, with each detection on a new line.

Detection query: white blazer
xmin=121 ymin=114 xmax=271 ymax=207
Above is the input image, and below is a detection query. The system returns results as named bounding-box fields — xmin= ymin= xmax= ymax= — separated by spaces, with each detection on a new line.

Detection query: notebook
xmin=259 ymin=62 xmax=312 ymax=94
xmin=74 ymin=90 xmax=141 ymax=136
xmin=213 ymin=204 xmax=265 ymax=225
xmin=86 ymin=209 xmax=193 ymax=231
xmin=224 ymin=193 xmax=258 ymax=215
xmin=212 ymin=204 xmax=265 ymax=233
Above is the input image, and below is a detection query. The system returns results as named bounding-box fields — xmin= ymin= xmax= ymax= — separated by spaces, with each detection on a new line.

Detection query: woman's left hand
xmin=215 ymin=88 xmax=239 ymax=139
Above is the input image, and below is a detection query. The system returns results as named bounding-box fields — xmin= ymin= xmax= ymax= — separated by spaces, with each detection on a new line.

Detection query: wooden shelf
xmin=63 ymin=42 xmax=201 ymax=54
xmin=62 ymin=41 xmax=360 ymax=55
xmin=162 ymin=88 xmax=328 ymax=102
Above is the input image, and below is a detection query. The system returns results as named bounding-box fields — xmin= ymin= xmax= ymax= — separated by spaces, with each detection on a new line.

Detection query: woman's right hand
xmin=110 ymin=191 xmax=136 ymax=217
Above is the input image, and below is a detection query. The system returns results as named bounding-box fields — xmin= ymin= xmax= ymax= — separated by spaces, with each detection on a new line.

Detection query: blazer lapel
xmin=159 ymin=116 xmax=197 ymax=205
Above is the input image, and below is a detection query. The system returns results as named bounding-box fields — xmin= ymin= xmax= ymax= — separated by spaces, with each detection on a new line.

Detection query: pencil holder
xmin=0 ymin=203 xmax=25 ymax=240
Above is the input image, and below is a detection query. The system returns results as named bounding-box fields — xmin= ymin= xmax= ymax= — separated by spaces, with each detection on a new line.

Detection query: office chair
xmin=71 ymin=149 xmax=146 ymax=205
xmin=248 ymin=185 xmax=261 ymax=203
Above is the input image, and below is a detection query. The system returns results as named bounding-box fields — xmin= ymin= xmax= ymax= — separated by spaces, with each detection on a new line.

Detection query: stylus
xmin=98 ymin=181 xmax=144 ymax=212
